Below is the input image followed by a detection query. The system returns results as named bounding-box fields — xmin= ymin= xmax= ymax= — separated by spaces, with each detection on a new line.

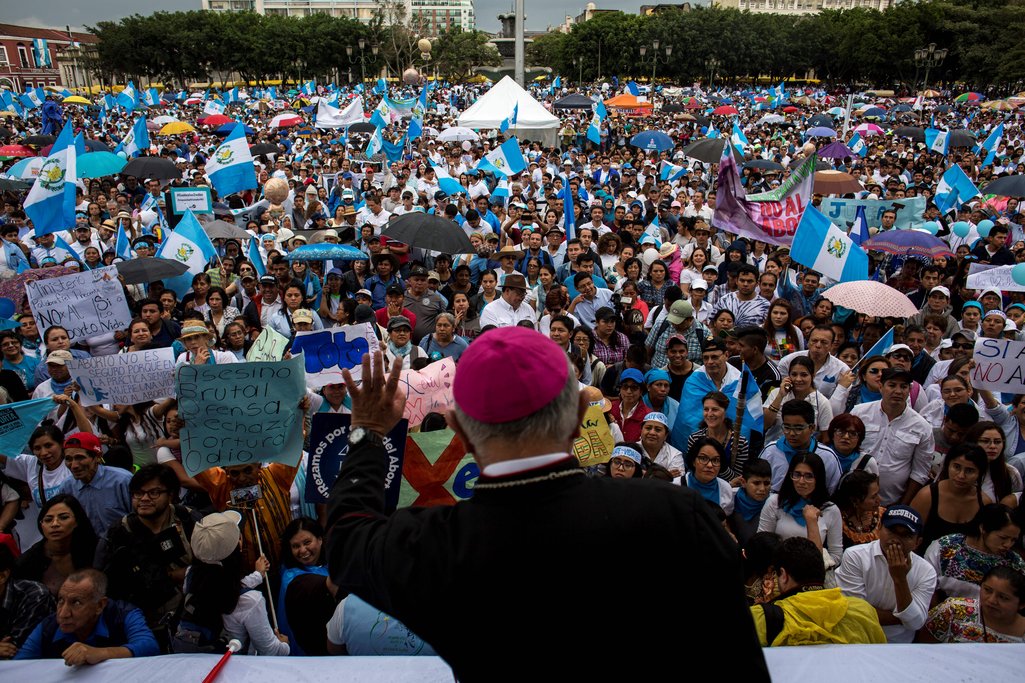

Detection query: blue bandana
xmin=734 ymin=488 xmax=766 ymax=522
xmin=782 ymin=498 xmax=808 ymax=527
xmin=775 ymin=436 xmax=818 ymax=461
xmin=859 ymin=385 xmax=881 ymax=404
xmin=686 ymin=473 xmax=720 ymax=507
xmin=835 ymin=449 xmax=860 ymax=474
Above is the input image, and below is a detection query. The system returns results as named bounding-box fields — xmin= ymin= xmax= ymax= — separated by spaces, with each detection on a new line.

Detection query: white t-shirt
xmin=1 ymin=455 xmax=72 ymax=550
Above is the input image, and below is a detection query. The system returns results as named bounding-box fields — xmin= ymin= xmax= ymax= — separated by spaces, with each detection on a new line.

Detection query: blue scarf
xmin=49 ymin=376 xmax=74 ymax=394
xmin=782 ymin=498 xmax=808 ymax=527
xmin=859 ymin=385 xmax=881 ymax=403
xmin=836 ymin=449 xmax=860 ymax=474
xmin=387 ymin=340 xmax=412 ymax=357
xmin=775 ymin=436 xmax=818 ymax=461
xmin=734 ymin=488 xmax=766 ymax=522
xmin=686 ymin=473 xmax=720 ymax=507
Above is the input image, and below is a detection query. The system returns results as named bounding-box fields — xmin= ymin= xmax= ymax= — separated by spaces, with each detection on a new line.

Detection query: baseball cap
xmin=952 ymin=329 xmax=976 ymax=342
xmin=387 ymin=315 xmax=412 ymax=331
xmin=385 ymin=284 xmax=404 ymax=297
xmin=666 ymin=300 xmax=695 ymax=325
xmin=929 ymin=286 xmax=950 ymax=298
xmin=46 ymin=349 xmax=74 ymax=365
xmin=356 ymin=288 xmax=373 ymax=299
xmin=702 ymin=264 xmax=719 ymax=273
xmin=259 ymin=275 xmax=277 ymax=286
xmin=618 ymin=368 xmax=646 ymax=386
xmin=885 ymin=344 xmax=914 ymax=357
xmin=408 ymin=264 xmax=429 ymax=278
xmin=292 ymin=309 xmax=314 ymax=325
xmin=881 ymin=505 xmax=923 ymax=535
xmin=191 ymin=510 xmax=244 ymax=564
xmin=64 ymin=432 xmax=102 ymax=456
xmin=691 ymin=279 xmax=708 ymax=291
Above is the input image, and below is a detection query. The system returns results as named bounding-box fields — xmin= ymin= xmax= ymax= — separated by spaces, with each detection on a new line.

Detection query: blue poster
xmin=0 ymin=398 xmax=57 ymax=456
xmin=818 ymin=196 xmax=926 ymax=231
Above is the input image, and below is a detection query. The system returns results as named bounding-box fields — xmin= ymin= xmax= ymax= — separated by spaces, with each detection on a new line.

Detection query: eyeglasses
xmin=791 ymin=471 xmax=816 ymax=481
xmin=954 ymin=343 xmax=974 ymax=350
xmin=610 ymin=458 xmax=637 ymax=470
xmin=977 ymin=438 xmax=1003 ymax=447
xmin=695 ymin=455 xmax=721 ymax=467
xmin=833 ymin=429 xmax=860 ymax=438
xmin=132 ymin=488 xmax=168 ymax=500
xmin=781 ymin=423 xmax=812 ymax=433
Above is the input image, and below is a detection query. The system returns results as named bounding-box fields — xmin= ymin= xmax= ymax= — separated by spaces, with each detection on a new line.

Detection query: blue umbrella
xmin=5 ymin=156 xmax=43 ymax=179
xmin=78 ymin=151 xmax=127 ymax=179
xmin=216 ymin=122 xmax=255 ymax=136
xmin=861 ymin=107 xmax=886 ymax=118
xmin=805 ymin=126 xmax=837 ymax=138
xmin=862 ymin=230 xmax=954 ymax=259
xmin=630 ymin=131 xmax=675 ymax=152
xmin=285 ymin=243 xmax=369 ymax=262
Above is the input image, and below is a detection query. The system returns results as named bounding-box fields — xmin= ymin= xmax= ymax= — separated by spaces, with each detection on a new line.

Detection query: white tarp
xmin=458 ymin=76 xmax=559 ymax=147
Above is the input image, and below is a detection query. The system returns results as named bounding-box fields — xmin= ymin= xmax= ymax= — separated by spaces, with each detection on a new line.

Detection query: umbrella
xmin=285 ymin=243 xmax=369 ymax=262
xmin=921 ymin=89 xmax=941 ymax=98
xmin=892 ymin=126 xmax=925 ymax=142
xmin=814 ymin=160 xmax=834 ymax=171
xmin=981 ymin=175 xmax=1025 ymax=198
xmin=854 ymin=123 xmax=884 ymax=135
xmin=782 ymin=106 xmax=800 ymax=113
xmin=807 ymin=114 xmax=834 ymax=128
xmin=63 ymin=95 xmax=91 ymax=105
xmin=684 ymin=100 xmax=704 ymax=110
xmin=203 ymin=220 xmax=252 ymax=240
xmin=200 ymin=114 xmax=233 ymax=126
xmin=662 ymin=103 xmax=686 ymax=113
xmin=4 ymin=157 xmax=44 ymax=179
xmin=757 ymin=114 xmax=785 ymax=125
xmin=121 ymin=157 xmax=182 ymax=180
xmin=813 ymin=171 xmax=864 ymax=195
xmin=216 ymin=123 xmax=255 ymax=136
xmin=381 ymin=213 xmax=474 ymax=254
xmin=682 ymin=138 xmax=727 ymax=163
xmin=630 ymin=131 xmax=675 ymax=152
xmin=821 ymin=280 xmax=919 ymax=318
xmin=77 ymin=152 xmax=127 ymax=179
xmin=860 ymin=107 xmax=887 ymax=118
xmin=862 ymin=230 xmax=954 ymax=260
xmin=712 ymin=105 xmax=738 ymax=116
xmin=826 ymin=107 xmax=845 ymax=116
xmin=817 ymin=141 xmax=855 ymax=160
xmin=160 ymin=121 xmax=195 ymax=135
xmin=793 ymin=96 xmax=816 ymax=106
xmin=806 ymin=126 xmax=837 ymax=138
xmin=23 ymin=135 xmax=55 ymax=147
xmin=346 ymin=122 xmax=377 ymax=135
xmin=249 ymin=143 xmax=280 ymax=156
xmin=892 ymin=104 xmax=913 ymax=112
xmin=153 ymin=115 xmax=179 ymax=125
xmin=744 ymin=159 xmax=784 ymax=172
xmin=0 ymin=178 xmax=32 ymax=191
xmin=115 ymin=258 xmax=190 ymax=285
xmin=954 ymin=92 xmax=984 ymax=103
xmin=947 ymin=129 xmax=977 ymax=148
xmin=983 ymin=100 xmax=1015 ymax=112
xmin=437 ymin=126 xmax=479 ymax=142
xmin=146 ymin=121 xmax=161 ymax=132
xmin=269 ymin=113 xmax=303 ymax=128
xmin=0 ymin=145 xmax=36 ymax=158
xmin=84 ymin=139 xmax=111 ymax=152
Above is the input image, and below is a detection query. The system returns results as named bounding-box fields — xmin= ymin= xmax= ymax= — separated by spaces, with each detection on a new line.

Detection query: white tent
xmin=458 ymin=76 xmax=559 ymax=147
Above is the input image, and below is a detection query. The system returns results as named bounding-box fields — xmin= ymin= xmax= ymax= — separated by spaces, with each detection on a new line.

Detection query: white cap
xmin=929 ymin=285 xmax=950 ymax=298
xmin=886 ymin=343 xmax=913 ymax=357
xmin=691 ymin=279 xmax=708 ymax=290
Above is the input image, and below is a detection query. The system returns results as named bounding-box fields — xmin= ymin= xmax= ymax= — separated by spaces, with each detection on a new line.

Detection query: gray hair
xmin=453 ymin=356 xmax=579 ymax=451
xmin=436 ymin=312 xmax=456 ymax=328
xmin=65 ymin=569 xmax=108 ymax=601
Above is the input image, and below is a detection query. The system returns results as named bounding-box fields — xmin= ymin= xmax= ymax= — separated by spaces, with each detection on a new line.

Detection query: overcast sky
xmin=0 ymin=0 xmax=656 ymax=34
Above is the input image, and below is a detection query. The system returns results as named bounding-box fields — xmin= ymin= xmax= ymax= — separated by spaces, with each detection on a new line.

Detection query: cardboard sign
xmin=572 ymin=403 xmax=615 ymax=467
xmin=398 ymin=429 xmax=478 ymax=508
xmin=399 ymin=359 xmax=456 ymax=427
xmin=972 ymin=337 xmax=1025 ymax=392
xmin=818 ymin=196 xmax=927 ymax=231
xmin=176 ymin=356 xmax=306 ymax=476
xmin=966 ymin=263 xmax=1025 ymax=293
xmin=291 ymin=323 xmax=380 ymax=388
xmin=25 ymin=266 xmax=132 ymax=343
xmin=246 ymin=327 xmax=290 ymax=362
xmin=67 ymin=348 xmax=176 ymax=407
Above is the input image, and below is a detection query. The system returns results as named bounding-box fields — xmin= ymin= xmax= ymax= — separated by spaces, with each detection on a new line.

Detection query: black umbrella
xmin=808 ymin=114 xmax=834 ymax=128
xmin=0 ymin=178 xmax=32 ymax=191
xmin=947 ymin=129 xmax=977 ymax=148
xmin=693 ymin=115 xmax=710 ymax=127
xmin=552 ymin=94 xmax=595 ymax=110
xmin=121 ymin=157 xmax=182 ymax=180
xmin=346 ymin=122 xmax=377 ymax=135
xmin=84 ymin=139 xmax=110 ymax=152
xmin=249 ymin=143 xmax=280 ymax=156
xmin=681 ymin=138 xmax=743 ymax=164
xmin=23 ymin=135 xmax=55 ymax=147
xmin=981 ymin=175 xmax=1025 ymax=198
xmin=814 ymin=160 xmax=834 ymax=171
xmin=204 ymin=219 xmax=252 ymax=240
xmin=892 ymin=126 xmax=925 ymax=142
xmin=932 ymin=104 xmax=951 ymax=113
xmin=744 ymin=159 xmax=785 ymax=172
xmin=382 ymin=213 xmax=473 ymax=254
xmin=115 ymin=257 xmax=190 ymax=285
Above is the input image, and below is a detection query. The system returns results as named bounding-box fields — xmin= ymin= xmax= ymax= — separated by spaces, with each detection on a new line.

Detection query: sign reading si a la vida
xmin=170 ymin=187 xmax=213 ymax=215
xmin=972 ymin=338 xmax=1025 ymax=392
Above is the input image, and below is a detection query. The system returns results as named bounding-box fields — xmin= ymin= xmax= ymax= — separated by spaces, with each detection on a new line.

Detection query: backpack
xmin=760 ymin=602 xmax=786 ymax=645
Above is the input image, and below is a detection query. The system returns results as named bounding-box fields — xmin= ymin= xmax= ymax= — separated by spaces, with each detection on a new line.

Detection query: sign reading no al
xmin=170 ymin=187 xmax=213 ymax=215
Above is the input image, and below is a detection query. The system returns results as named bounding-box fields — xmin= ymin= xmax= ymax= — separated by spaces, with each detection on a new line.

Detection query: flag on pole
xmin=562 ymin=176 xmax=576 ymax=240
xmin=849 ymin=205 xmax=870 ymax=246
xmin=369 ymin=97 xmax=391 ymax=129
xmin=24 ymin=121 xmax=77 ymax=237
xmin=978 ymin=122 xmax=1004 ymax=168
xmin=912 ymin=95 xmax=925 ymax=111
xmin=430 ymin=160 xmax=465 ymax=197
xmin=626 ymin=81 xmax=640 ymax=96
xmin=248 ymin=238 xmax=266 ymax=277
xmin=934 ymin=163 xmax=980 ymax=214
xmin=847 ymin=132 xmax=868 ymax=158
xmin=365 ymin=126 xmax=383 ymax=158
xmin=586 ymin=113 xmax=602 ymax=144
xmin=32 ymin=39 xmax=51 ymax=68
xmin=924 ymin=128 xmax=950 ymax=155
xmin=117 ymin=81 xmax=138 ymax=110
xmin=790 ymin=205 xmax=868 ymax=283
xmin=499 ymin=102 xmax=518 ymax=134
xmin=205 ymin=125 xmax=258 ymax=197
xmin=733 ymin=365 xmax=764 ymax=439
xmin=861 ymin=328 xmax=894 ymax=360
xmin=114 ymin=116 xmax=150 ymax=158
xmin=114 ymin=223 xmax=132 ymax=261
xmin=731 ymin=121 xmax=749 ymax=152
xmin=142 ymin=88 xmax=161 ymax=107
xmin=478 ymin=137 xmax=526 ymax=177
xmin=156 ymin=211 xmax=218 ymax=297
xmin=224 ymin=87 xmax=240 ymax=104
xmin=19 ymin=88 xmax=44 ymax=110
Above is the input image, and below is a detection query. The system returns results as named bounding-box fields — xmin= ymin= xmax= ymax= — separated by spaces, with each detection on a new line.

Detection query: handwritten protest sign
xmin=399 ymin=359 xmax=455 ymax=427
xmin=572 ymin=404 xmax=615 ymax=467
xmin=67 ymin=348 xmax=176 ymax=407
xmin=819 ymin=196 xmax=926 ymax=231
xmin=291 ymin=323 xmax=380 ymax=387
xmin=399 ymin=428 xmax=477 ymax=508
xmin=972 ymin=337 xmax=1025 ymax=392
xmin=176 ymin=356 xmax=306 ymax=476
xmin=966 ymin=263 xmax=1025 ymax=293
xmin=25 ymin=266 xmax=132 ymax=343
xmin=246 ymin=327 xmax=290 ymax=362
xmin=0 ymin=398 xmax=57 ymax=456
xmin=304 ymin=413 xmax=408 ymax=507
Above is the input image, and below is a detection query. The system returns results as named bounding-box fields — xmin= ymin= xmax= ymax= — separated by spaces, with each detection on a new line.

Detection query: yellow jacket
xmin=750 ymin=587 xmax=886 ymax=646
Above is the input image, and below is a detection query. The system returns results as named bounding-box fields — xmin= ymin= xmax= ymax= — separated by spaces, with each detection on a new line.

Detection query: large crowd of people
xmin=0 ymin=75 xmax=1024 ymax=672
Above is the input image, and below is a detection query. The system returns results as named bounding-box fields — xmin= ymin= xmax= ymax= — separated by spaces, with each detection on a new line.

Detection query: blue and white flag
xmin=706 ymin=122 xmax=720 ymax=139
xmin=733 ymin=365 xmax=764 ymax=439
xmin=492 ymin=178 xmax=510 ymax=202
xmin=500 ymin=102 xmax=519 ymax=133
xmin=114 ymin=116 xmax=150 ymax=158
xmin=626 ymin=81 xmax=640 ymax=96
xmin=479 ymin=137 xmax=526 ymax=177
xmin=429 ymin=160 xmax=464 ymax=197
xmin=369 ymin=97 xmax=391 ymax=129
xmin=302 ymin=80 xmax=316 ymax=96
xmin=586 ymin=113 xmax=602 ymax=144
xmin=790 ymin=205 xmax=868 ymax=283
xmin=206 ymin=124 xmax=257 ymax=197
xmin=861 ymin=328 xmax=894 ymax=361
xmin=203 ymin=99 xmax=226 ymax=116
xmin=660 ymin=161 xmax=687 ymax=182
xmin=365 ymin=126 xmax=383 ymax=158
xmin=549 ymin=76 xmax=561 ymax=96
xmin=24 ymin=121 xmax=77 ymax=237
xmin=114 ymin=223 xmax=132 ymax=261
xmin=847 ymin=132 xmax=868 ymax=158
xmin=849 ymin=205 xmax=870 ymax=246
xmin=101 ymin=93 xmax=116 ymax=111
xmin=924 ymin=128 xmax=950 ymax=155
xmin=117 ymin=81 xmax=138 ymax=110
xmin=224 ymin=87 xmax=240 ymax=104
xmin=978 ymin=122 xmax=1004 ymax=168
xmin=594 ymin=99 xmax=608 ymax=120
xmin=19 ymin=88 xmax=44 ymax=110
xmin=934 ymin=163 xmax=980 ymax=214
xmin=156 ymin=210 xmax=218 ymax=297
xmin=730 ymin=121 xmax=749 ymax=152
xmin=248 ymin=237 xmax=266 ymax=277
xmin=374 ymin=78 xmax=388 ymax=95
xmin=142 ymin=88 xmax=161 ymax=107
xmin=562 ymin=177 xmax=576 ymax=240
xmin=407 ymin=115 xmax=423 ymax=142
xmin=32 ymin=39 xmax=51 ymax=68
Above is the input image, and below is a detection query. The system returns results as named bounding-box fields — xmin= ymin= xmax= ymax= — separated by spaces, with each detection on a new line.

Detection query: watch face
xmin=349 ymin=427 xmax=366 ymax=444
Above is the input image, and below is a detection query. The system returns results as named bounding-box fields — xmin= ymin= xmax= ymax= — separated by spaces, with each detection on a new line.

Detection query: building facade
xmin=715 ymin=0 xmax=892 ymax=13
xmin=411 ymin=0 xmax=476 ymax=36
xmin=202 ymin=0 xmax=476 ymax=32
xmin=0 ymin=24 xmax=97 ymax=92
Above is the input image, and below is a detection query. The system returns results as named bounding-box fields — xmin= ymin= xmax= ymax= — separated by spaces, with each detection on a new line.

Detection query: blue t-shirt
xmin=3 ymin=354 xmax=40 ymax=391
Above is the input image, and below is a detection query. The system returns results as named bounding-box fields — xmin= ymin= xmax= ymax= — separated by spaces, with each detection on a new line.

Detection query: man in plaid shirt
xmin=646 ymin=300 xmax=709 ymax=368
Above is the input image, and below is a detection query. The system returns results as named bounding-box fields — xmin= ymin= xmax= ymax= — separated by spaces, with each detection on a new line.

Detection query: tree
xmin=432 ymin=28 xmax=501 ymax=81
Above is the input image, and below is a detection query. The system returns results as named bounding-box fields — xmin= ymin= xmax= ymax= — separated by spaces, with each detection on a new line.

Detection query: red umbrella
xmin=782 ymin=106 xmax=800 ymax=113
xmin=0 ymin=145 xmax=37 ymax=158
xmin=685 ymin=100 xmax=704 ymax=110
xmin=712 ymin=105 xmax=739 ymax=116
xmin=199 ymin=114 xmax=232 ymax=126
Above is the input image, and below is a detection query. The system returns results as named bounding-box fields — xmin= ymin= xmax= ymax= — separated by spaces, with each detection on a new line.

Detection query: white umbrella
xmin=4 ymin=157 xmax=44 ymax=180
xmin=152 ymin=115 xmax=179 ymax=125
xmin=436 ymin=126 xmax=479 ymax=142
xmin=758 ymin=114 xmax=785 ymax=125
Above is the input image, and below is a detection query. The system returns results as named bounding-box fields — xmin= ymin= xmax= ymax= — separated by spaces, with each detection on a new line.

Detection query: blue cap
xmin=882 ymin=505 xmax=923 ymax=535
xmin=645 ymin=368 xmax=671 ymax=385
xmin=962 ymin=300 xmax=983 ymax=313
xmin=642 ymin=411 xmax=669 ymax=427
xmin=619 ymin=368 xmax=646 ymax=386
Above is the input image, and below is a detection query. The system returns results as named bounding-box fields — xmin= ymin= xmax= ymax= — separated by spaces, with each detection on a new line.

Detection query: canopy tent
xmin=458 ymin=76 xmax=559 ymax=146
xmin=552 ymin=93 xmax=595 ymax=110
xmin=603 ymin=93 xmax=654 ymax=116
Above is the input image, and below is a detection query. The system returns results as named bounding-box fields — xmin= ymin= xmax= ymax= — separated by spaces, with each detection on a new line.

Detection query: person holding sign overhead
xmin=326 ymin=329 xmax=767 ymax=681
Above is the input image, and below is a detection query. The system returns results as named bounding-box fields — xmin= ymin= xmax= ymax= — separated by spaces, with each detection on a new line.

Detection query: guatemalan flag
xmin=934 ymin=163 xmax=980 ymax=214
xmin=660 ymin=161 xmax=687 ymax=182
xmin=924 ymin=128 xmax=950 ymax=155
xmin=204 ymin=99 xmax=226 ymax=116
xmin=156 ymin=210 xmax=218 ymax=297
xmin=791 ymin=205 xmax=868 ymax=283
xmin=849 ymin=205 xmax=870 ymax=246
xmin=978 ymin=123 xmax=1004 ymax=168
xmin=479 ymin=137 xmax=526 ymax=177
xmin=847 ymin=132 xmax=867 ymax=158
xmin=117 ymin=82 xmax=138 ymax=110
xmin=114 ymin=223 xmax=132 ymax=261
xmin=19 ymin=88 xmax=44 ymax=110
xmin=248 ymin=237 xmax=266 ymax=277
xmin=115 ymin=116 xmax=150 ymax=158
xmin=733 ymin=365 xmax=764 ymax=440
xmin=142 ymin=88 xmax=161 ymax=107
xmin=365 ymin=126 xmax=383 ymax=158
xmin=429 ymin=160 xmax=464 ymax=197
xmin=500 ymin=103 xmax=518 ymax=134
xmin=731 ymin=121 xmax=749 ymax=152
xmin=205 ymin=124 xmax=257 ymax=198
xmin=24 ymin=121 xmax=77 ymax=236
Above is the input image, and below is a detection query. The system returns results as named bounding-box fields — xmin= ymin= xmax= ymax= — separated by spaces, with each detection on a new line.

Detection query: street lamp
xmin=573 ymin=57 xmax=583 ymax=84
xmin=705 ymin=57 xmax=720 ymax=88
xmin=639 ymin=40 xmax=672 ymax=84
xmin=346 ymin=38 xmax=378 ymax=88
xmin=914 ymin=42 xmax=947 ymax=120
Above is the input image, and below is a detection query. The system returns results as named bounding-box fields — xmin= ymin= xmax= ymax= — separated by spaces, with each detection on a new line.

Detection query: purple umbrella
xmin=806 ymin=126 xmax=837 ymax=138
xmin=862 ymin=230 xmax=954 ymax=259
xmin=817 ymin=141 xmax=855 ymax=159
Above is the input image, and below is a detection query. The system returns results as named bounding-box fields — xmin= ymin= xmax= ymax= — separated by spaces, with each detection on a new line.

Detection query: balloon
xmin=461 ymin=140 xmax=472 ymax=151
xmin=951 ymin=221 xmax=971 ymax=238
xmin=0 ymin=298 xmax=14 ymax=319
xmin=1013 ymin=263 xmax=1025 ymax=287
xmin=922 ymin=220 xmax=939 ymax=235
xmin=977 ymin=219 xmax=994 ymax=238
